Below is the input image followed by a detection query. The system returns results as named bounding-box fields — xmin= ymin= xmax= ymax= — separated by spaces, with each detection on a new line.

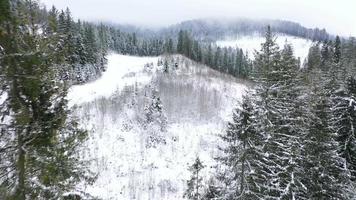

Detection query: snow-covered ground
xmin=68 ymin=54 xmax=247 ymax=199
xmin=216 ymin=33 xmax=314 ymax=63
xmin=68 ymin=54 xmax=158 ymax=106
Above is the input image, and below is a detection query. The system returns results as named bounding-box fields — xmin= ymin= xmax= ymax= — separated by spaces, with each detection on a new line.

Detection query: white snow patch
xmin=0 ymin=92 xmax=8 ymax=105
xmin=67 ymin=54 xmax=159 ymax=107
xmin=216 ymin=33 xmax=314 ymax=63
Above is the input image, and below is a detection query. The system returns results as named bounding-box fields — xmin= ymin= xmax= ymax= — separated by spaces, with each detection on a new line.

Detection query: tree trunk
xmin=196 ymin=170 xmax=199 ymax=200
xmin=16 ymin=130 xmax=26 ymax=200
xmin=240 ymin=140 xmax=246 ymax=195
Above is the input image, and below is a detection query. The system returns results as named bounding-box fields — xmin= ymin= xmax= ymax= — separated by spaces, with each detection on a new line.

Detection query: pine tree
xmin=321 ymin=40 xmax=331 ymax=69
xmin=234 ymin=49 xmax=242 ymax=77
xmin=83 ymin=23 xmax=98 ymax=65
xmin=0 ymin=1 xmax=92 ymax=198
xmin=302 ymin=75 xmax=350 ymax=199
xmin=205 ymin=44 xmax=213 ymax=66
xmin=334 ymin=35 xmax=341 ymax=64
xmin=143 ymin=88 xmax=167 ymax=147
xmin=331 ymin=77 xmax=356 ymax=182
xmin=218 ymin=94 xmax=267 ymax=199
xmin=249 ymin=28 xmax=311 ymax=199
xmin=177 ymin=30 xmax=184 ymax=54
xmin=46 ymin=6 xmax=58 ymax=34
xmin=253 ymin=25 xmax=280 ymax=80
xmin=165 ymin=38 xmax=174 ymax=54
xmin=306 ymin=44 xmax=321 ymax=71
xmin=184 ymin=157 xmax=205 ymax=200
xmin=214 ymin=47 xmax=221 ymax=70
xmin=222 ymin=48 xmax=228 ymax=73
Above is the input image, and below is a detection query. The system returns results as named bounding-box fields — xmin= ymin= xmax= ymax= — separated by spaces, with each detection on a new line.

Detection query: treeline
xmin=177 ymin=30 xmax=251 ymax=78
xmin=185 ymin=27 xmax=356 ymax=199
xmin=92 ymin=26 xmax=252 ymax=78
xmin=165 ymin=18 xmax=332 ymax=42
xmin=44 ymin=6 xmax=107 ymax=83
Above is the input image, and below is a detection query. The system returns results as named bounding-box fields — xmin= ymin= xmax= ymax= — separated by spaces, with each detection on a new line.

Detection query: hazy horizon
xmin=41 ymin=0 xmax=356 ymax=37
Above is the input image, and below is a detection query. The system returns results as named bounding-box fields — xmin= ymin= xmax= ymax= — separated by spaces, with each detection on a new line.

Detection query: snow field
xmin=68 ymin=54 xmax=247 ymax=199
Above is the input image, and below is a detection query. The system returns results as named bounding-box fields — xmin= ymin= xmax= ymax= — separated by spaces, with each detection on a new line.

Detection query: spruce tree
xmin=303 ymin=33 xmax=354 ymax=198
xmin=177 ymin=30 xmax=184 ymax=54
xmin=218 ymin=94 xmax=269 ymax=199
xmin=334 ymin=35 xmax=341 ymax=64
xmin=306 ymin=44 xmax=321 ymax=71
xmin=184 ymin=157 xmax=205 ymax=200
xmin=248 ymin=28 xmax=311 ymax=199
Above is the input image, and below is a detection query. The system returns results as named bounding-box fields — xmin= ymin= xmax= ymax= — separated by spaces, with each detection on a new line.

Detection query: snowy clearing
xmin=68 ymin=54 xmax=247 ymax=199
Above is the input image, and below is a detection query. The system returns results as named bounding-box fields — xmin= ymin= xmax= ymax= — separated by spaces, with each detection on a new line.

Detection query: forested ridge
xmin=1 ymin=0 xmax=356 ymax=199
xmin=163 ymin=18 xmax=333 ymax=42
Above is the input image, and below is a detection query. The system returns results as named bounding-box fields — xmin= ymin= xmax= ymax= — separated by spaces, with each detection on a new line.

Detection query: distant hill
xmin=160 ymin=18 xmax=332 ymax=42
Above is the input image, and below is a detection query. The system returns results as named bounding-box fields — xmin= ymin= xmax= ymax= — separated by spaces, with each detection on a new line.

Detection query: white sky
xmin=41 ymin=0 xmax=356 ymax=37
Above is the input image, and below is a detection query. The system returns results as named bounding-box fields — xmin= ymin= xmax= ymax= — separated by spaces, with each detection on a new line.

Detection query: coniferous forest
xmin=1 ymin=0 xmax=356 ymax=199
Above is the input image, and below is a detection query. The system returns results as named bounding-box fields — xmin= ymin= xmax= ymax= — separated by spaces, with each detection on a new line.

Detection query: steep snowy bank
xmin=68 ymin=54 xmax=247 ymax=199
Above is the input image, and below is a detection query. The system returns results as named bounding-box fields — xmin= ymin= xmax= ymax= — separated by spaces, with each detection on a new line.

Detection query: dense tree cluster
xmin=190 ymin=27 xmax=356 ymax=200
xmin=177 ymin=30 xmax=251 ymax=78
xmin=43 ymin=6 xmax=107 ymax=83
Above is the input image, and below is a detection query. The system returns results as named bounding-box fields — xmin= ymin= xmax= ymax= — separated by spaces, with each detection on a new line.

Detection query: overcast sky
xmin=41 ymin=0 xmax=356 ymax=36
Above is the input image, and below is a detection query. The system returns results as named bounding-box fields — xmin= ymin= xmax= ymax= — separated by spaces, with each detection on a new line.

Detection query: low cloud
xmin=41 ymin=0 xmax=356 ymax=36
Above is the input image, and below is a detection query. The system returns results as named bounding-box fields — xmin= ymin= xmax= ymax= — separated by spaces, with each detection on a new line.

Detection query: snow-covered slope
xmin=216 ymin=33 xmax=314 ymax=63
xmin=68 ymin=54 xmax=158 ymax=107
xmin=68 ymin=54 xmax=248 ymax=200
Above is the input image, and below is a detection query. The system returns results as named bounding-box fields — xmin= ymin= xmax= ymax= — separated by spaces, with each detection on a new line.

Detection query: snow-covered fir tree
xmin=217 ymin=94 xmax=266 ymax=199
xmin=252 ymin=31 xmax=310 ymax=199
xmin=331 ymin=77 xmax=356 ymax=182
xmin=302 ymin=34 xmax=355 ymax=199
xmin=302 ymin=77 xmax=350 ymax=199
xmin=143 ymin=87 xmax=167 ymax=147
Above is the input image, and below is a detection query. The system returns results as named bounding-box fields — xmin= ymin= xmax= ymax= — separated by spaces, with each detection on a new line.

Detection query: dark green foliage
xmin=306 ymin=44 xmax=321 ymax=70
xmin=334 ymin=36 xmax=341 ymax=64
xmin=303 ymin=83 xmax=349 ymax=199
xmin=214 ymin=26 xmax=355 ymax=200
xmin=0 ymin=1 xmax=93 ymax=199
xmin=306 ymin=35 xmax=356 ymax=197
xmin=176 ymin=30 xmax=250 ymax=78
xmin=218 ymin=94 xmax=268 ymax=199
xmin=331 ymin=77 xmax=356 ymax=182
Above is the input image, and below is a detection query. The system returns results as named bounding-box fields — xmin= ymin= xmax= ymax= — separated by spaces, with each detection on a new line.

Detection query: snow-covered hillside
xmin=68 ymin=54 xmax=247 ymax=199
xmin=216 ymin=33 xmax=314 ymax=63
